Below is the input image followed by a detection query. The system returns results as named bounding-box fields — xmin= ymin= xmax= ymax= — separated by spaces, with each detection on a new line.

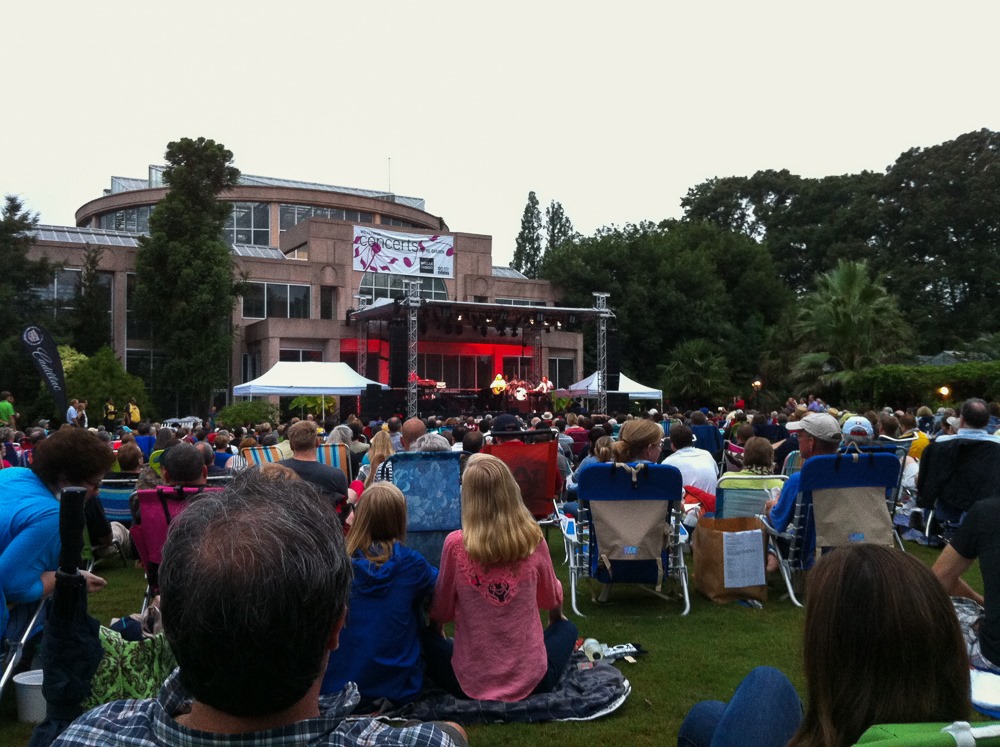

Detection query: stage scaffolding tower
xmin=403 ymin=280 xmax=422 ymax=419
xmin=593 ymin=292 xmax=611 ymax=414
xmin=354 ymin=294 xmax=371 ymax=379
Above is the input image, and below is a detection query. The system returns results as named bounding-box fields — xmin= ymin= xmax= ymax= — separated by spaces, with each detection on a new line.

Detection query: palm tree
xmin=791 ymin=260 xmax=912 ymax=386
xmin=659 ymin=338 xmax=732 ymax=405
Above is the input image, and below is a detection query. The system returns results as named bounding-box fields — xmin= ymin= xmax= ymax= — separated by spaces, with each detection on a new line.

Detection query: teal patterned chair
xmin=387 ymin=451 xmax=463 ymax=567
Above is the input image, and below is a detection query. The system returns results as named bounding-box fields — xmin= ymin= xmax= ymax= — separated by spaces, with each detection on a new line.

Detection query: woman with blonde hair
xmin=322 ymin=482 xmax=437 ymax=707
xmin=612 ymin=418 xmax=664 ymax=463
xmin=426 ymin=453 xmax=577 ymax=701
xmin=359 ymin=430 xmax=394 ymax=488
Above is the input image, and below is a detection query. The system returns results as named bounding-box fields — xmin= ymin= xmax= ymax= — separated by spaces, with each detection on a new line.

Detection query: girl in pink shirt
xmin=425 ymin=454 xmax=578 ymax=701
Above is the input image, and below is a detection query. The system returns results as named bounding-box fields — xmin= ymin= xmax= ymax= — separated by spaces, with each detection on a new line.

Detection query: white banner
xmin=352 ymin=227 xmax=454 ymax=278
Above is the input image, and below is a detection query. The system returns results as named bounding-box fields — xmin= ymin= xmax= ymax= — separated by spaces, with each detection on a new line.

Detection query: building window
xmin=379 ymin=216 xmax=415 ymax=227
xmin=502 ymin=356 xmax=533 ymax=381
xmin=416 ymin=353 xmax=492 ymax=390
xmin=548 ymin=357 xmax=576 ymax=389
xmin=242 ymin=282 xmax=310 ymax=319
xmin=320 ymin=286 xmax=336 ymax=320
xmin=279 ymin=349 xmax=323 ymax=362
xmin=37 ymin=269 xmax=114 ymax=340
xmin=358 ymin=272 xmax=448 ymax=302
xmin=241 ymin=351 xmax=261 ymax=383
xmin=99 ymin=205 xmax=155 ymax=234
xmin=496 ymin=298 xmax=548 ymax=306
xmin=225 ymin=202 xmax=270 ymax=246
xmin=279 ymin=204 xmax=374 ymax=232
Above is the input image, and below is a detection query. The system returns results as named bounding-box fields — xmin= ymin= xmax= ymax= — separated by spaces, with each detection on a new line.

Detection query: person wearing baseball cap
xmin=841 ymin=415 xmax=875 ymax=446
xmin=765 ymin=413 xmax=842 ymax=569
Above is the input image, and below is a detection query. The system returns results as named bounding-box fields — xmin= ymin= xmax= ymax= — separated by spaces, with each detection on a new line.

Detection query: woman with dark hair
xmin=678 ymin=545 xmax=970 ymax=747
xmin=0 ymin=428 xmax=114 ymax=631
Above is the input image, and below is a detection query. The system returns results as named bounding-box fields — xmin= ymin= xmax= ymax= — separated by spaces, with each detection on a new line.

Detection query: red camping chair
xmin=483 ymin=440 xmax=561 ymax=519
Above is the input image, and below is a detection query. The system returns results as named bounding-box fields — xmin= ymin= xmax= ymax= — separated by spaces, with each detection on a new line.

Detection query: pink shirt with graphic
xmin=430 ymin=530 xmax=563 ymax=701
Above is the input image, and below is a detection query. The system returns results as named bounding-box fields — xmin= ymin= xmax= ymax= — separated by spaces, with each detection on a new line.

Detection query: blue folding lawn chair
xmin=577 ymin=462 xmax=689 ymax=615
xmin=763 ymin=451 xmax=901 ymax=607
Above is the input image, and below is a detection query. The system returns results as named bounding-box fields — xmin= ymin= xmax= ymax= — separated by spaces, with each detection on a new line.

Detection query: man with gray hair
xmin=53 ymin=472 xmax=466 ymax=747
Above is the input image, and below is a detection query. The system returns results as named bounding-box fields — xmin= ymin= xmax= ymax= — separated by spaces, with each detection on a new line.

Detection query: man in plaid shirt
xmin=53 ymin=471 xmax=466 ymax=747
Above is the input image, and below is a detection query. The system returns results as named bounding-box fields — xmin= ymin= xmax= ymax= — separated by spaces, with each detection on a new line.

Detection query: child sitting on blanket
xmin=321 ymin=482 xmax=438 ymax=708
xmin=424 ymin=453 xmax=578 ymax=701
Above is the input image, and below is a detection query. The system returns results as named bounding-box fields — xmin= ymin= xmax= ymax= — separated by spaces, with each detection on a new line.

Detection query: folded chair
xmin=130 ymin=485 xmax=225 ymax=612
xmin=715 ymin=473 xmax=787 ymax=519
xmin=483 ymin=440 xmax=561 ymax=520
xmin=387 ymin=451 xmax=463 ymax=567
xmin=577 ymin=462 xmax=689 ymax=615
xmin=721 ymin=441 xmax=745 ymax=473
xmin=239 ymin=444 xmax=283 ymax=467
xmin=98 ymin=478 xmax=139 ymax=525
xmin=762 ymin=452 xmax=901 ymax=607
xmin=317 ymin=442 xmax=352 ymax=482
xmin=553 ymin=499 xmax=590 ymax=616
xmin=0 ymin=596 xmax=49 ymax=700
xmin=840 ymin=443 xmax=910 ymax=549
xmin=781 ymin=450 xmax=803 ymax=477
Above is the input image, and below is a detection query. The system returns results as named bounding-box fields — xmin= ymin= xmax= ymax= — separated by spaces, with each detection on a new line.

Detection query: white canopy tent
xmin=557 ymin=371 xmax=663 ymax=410
xmin=233 ymin=361 xmax=388 ymax=397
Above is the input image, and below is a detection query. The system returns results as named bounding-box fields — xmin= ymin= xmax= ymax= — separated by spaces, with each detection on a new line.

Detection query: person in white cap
xmin=765 ymin=412 xmax=842 ymax=568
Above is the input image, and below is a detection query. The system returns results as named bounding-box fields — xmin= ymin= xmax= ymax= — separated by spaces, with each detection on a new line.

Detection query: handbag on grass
xmin=691 ymin=516 xmax=767 ymax=604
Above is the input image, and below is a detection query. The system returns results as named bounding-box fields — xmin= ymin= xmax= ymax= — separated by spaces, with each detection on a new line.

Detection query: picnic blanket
xmin=388 ymin=652 xmax=630 ymax=724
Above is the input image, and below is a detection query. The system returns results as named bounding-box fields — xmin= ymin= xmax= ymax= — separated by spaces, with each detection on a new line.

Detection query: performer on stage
xmin=534 ymin=376 xmax=554 ymax=394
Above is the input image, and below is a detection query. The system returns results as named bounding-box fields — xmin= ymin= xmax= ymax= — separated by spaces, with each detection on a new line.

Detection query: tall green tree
xmin=544 ymin=200 xmax=577 ymax=253
xmin=64 ymin=346 xmax=151 ymax=420
xmin=72 ymin=244 xmax=112 ymax=355
xmin=0 ymin=195 xmax=58 ymax=416
xmin=511 ymin=191 xmax=543 ymax=278
xmin=540 ymin=220 xmax=790 ymax=388
xmin=873 ymin=128 xmax=1000 ymax=352
xmin=658 ymin=338 xmax=732 ymax=406
xmin=133 ymin=137 xmax=242 ymax=415
xmin=790 ymin=260 xmax=913 ymax=389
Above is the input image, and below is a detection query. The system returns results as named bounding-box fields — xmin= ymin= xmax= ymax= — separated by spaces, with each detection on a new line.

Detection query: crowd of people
xmin=2 ymin=391 xmax=1000 ymax=746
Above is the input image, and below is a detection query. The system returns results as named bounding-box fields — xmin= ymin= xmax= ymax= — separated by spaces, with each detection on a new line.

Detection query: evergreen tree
xmin=511 ymin=191 xmax=543 ymax=278
xmin=133 ymin=137 xmax=242 ymax=415
xmin=544 ymin=199 xmax=577 ymax=253
xmin=0 ymin=195 xmax=58 ymax=417
xmin=72 ymin=244 xmax=112 ymax=355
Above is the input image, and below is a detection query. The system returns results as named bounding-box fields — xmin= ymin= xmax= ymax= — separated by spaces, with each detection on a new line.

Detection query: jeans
xmin=423 ymin=618 xmax=579 ymax=698
xmin=677 ymin=666 xmax=802 ymax=747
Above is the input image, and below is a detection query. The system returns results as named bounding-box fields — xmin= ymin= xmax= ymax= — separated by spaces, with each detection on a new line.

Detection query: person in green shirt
xmin=0 ymin=391 xmax=17 ymax=429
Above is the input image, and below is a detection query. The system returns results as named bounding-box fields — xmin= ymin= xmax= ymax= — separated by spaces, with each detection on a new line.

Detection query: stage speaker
xmin=389 ymin=325 xmax=408 ymax=389
xmin=364 ymin=383 xmax=386 ymax=420
xmin=606 ymin=392 xmax=629 ymax=415
xmin=606 ymin=328 xmax=621 ymax=392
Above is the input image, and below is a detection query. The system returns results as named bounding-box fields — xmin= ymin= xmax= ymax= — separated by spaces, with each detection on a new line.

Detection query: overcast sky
xmin=4 ymin=1 xmax=999 ymax=265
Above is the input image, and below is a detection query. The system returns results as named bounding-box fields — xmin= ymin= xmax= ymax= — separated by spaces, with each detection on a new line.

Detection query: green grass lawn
xmin=0 ymin=540 xmax=974 ymax=747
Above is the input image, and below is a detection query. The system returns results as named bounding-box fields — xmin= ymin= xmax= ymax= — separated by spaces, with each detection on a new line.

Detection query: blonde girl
xmin=425 ymin=454 xmax=578 ymax=701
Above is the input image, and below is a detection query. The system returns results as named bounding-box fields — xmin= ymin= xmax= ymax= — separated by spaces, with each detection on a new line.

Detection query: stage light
xmin=556 ymin=321 xmax=562 ymax=329
xmin=456 ymin=313 xmax=463 ymax=321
